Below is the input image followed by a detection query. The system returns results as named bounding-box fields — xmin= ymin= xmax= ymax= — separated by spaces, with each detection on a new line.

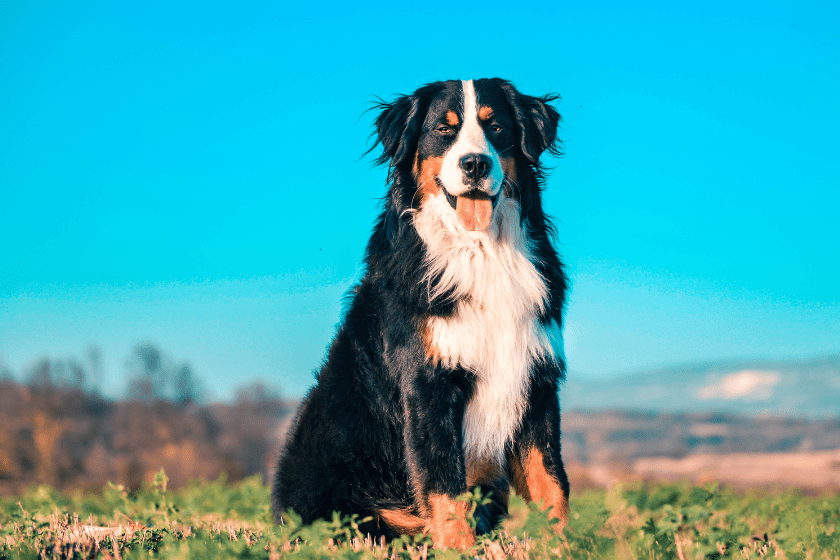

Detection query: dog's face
xmin=374 ymin=78 xmax=560 ymax=232
xmin=414 ymin=80 xmax=517 ymax=231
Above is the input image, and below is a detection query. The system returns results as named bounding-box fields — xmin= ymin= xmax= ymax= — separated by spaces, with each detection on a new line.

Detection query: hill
xmin=562 ymin=354 xmax=840 ymax=417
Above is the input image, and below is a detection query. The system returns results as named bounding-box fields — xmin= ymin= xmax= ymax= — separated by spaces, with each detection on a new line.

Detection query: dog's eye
xmin=437 ymin=126 xmax=452 ymax=133
xmin=490 ymin=124 xmax=503 ymax=132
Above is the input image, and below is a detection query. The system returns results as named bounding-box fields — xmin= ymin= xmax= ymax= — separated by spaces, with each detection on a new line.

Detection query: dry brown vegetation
xmin=0 ymin=377 xmax=292 ymax=496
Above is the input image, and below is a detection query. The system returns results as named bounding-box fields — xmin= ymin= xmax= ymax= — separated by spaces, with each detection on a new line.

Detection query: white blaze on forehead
xmin=437 ymin=80 xmax=504 ymax=196
xmin=458 ymin=80 xmax=490 ymax=153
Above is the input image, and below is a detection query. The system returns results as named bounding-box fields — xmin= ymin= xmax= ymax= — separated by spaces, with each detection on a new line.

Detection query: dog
xmin=272 ymin=78 xmax=569 ymax=549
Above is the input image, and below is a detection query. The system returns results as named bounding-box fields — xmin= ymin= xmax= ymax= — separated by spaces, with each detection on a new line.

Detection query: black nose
xmin=459 ymin=153 xmax=492 ymax=183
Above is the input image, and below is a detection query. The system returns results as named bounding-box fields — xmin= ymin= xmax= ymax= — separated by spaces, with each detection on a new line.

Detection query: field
xmin=2 ymin=472 xmax=839 ymax=559
xmin=2 ymin=379 xmax=839 ymax=558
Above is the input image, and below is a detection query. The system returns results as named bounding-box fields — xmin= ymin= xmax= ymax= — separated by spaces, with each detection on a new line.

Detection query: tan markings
xmin=376 ymin=508 xmax=426 ymax=535
xmin=445 ymin=111 xmax=459 ymax=125
xmin=427 ymin=493 xmax=475 ymax=550
xmin=421 ymin=321 xmax=441 ymax=365
xmin=466 ymin=457 xmax=503 ymax=487
xmin=478 ymin=106 xmax=494 ymax=121
xmin=500 ymin=157 xmax=518 ymax=199
xmin=509 ymin=448 xmax=568 ymax=530
xmin=508 ymin=453 xmax=528 ymax=498
xmin=414 ymin=155 xmax=444 ymax=206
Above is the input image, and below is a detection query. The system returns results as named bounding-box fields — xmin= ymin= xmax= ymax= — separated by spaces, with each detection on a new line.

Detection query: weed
xmin=1 ymin=473 xmax=838 ymax=559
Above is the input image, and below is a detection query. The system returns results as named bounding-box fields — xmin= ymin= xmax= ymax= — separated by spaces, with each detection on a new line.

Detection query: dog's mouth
xmin=439 ymin=182 xmax=500 ymax=231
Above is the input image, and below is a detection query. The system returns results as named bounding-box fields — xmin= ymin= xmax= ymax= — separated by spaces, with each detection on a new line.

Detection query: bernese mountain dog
xmin=272 ymin=78 xmax=569 ymax=549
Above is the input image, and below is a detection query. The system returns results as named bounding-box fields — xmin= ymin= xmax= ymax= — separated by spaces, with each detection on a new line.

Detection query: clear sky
xmin=1 ymin=0 xmax=838 ymax=400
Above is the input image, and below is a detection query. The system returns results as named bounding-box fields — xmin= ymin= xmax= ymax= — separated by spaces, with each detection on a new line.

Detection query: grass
xmin=1 ymin=470 xmax=839 ymax=559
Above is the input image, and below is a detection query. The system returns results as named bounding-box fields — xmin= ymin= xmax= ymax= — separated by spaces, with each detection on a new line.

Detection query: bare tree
xmin=26 ymin=358 xmax=86 ymax=391
xmin=126 ymin=343 xmax=205 ymax=405
xmin=85 ymin=345 xmax=104 ymax=394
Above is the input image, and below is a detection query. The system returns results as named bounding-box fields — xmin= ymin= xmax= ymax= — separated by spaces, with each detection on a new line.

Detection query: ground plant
xmin=1 ymin=471 xmax=838 ymax=559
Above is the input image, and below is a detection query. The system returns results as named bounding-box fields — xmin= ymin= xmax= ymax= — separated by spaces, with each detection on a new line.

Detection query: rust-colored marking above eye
xmin=478 ymin=106 xmax=494 ymax=121
xmin=445 ymin=111 xmax=459 ymax=125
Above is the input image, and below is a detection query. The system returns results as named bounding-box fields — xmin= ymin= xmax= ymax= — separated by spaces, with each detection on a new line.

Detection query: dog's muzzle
xmin=440 ymin=184 xmax=500 ymax=231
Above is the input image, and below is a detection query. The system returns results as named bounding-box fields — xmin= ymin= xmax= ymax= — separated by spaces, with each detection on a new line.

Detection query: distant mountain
xmin=561 ymin=354 xmax=840 ymax=417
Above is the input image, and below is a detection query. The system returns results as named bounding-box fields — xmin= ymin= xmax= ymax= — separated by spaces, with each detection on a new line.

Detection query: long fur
xmin=273 ymin=78 xmax=570 ymax=548
xmin=414 ymin=193 xmax=553 ymax=464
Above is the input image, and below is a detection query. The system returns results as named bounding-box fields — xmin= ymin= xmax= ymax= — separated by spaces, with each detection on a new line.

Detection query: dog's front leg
xmin=508 ymin=371 xmax=570 ymax=532
xmin=402 ymin=365 xmax=475 ymax=550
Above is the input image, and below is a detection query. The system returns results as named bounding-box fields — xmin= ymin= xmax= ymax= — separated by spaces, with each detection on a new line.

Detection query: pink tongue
xmin=455 ymin=193 xmax=493 ymax=231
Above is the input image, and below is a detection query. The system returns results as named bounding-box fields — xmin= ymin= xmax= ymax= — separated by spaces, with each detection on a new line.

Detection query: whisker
xmin=506 ymin=176 xmax=523 ymax=201
xmin=404 ymin=177 xmax=437 ymax=215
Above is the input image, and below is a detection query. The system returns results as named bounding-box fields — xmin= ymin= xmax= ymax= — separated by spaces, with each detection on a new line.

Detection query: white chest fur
xmin=413 ymin=194 xmax=557 ymax=465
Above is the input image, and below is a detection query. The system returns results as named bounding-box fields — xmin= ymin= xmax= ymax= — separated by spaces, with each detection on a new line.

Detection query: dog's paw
xmin=430 ymin=518 xmax=475 ymax=550
xmin=427 ymin=494 xmax=476 ymax=550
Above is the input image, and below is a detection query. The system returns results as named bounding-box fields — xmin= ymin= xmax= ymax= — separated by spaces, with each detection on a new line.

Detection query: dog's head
xmin=372 ymin=78 xmax=561 ymax=232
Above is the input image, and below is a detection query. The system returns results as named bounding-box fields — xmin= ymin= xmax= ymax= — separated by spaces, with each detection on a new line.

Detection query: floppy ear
xmin=501 ymin=82 xmax=562 ymax=164
xmin=370 ymin=83 xmax=441 ymax=168
xmin=371 ymin=95 xmax=421 ymax=167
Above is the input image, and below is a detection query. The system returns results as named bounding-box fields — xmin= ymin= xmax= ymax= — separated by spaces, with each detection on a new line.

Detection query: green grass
xmin=2 ymin=470 xmax=839 ymax=559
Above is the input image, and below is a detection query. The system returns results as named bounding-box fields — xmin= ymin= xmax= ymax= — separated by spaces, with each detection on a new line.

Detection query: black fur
xmin=272 ymin=78 xmax=569 ymax=543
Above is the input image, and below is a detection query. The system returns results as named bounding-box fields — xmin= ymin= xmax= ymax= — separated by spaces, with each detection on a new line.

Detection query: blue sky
xmin=1 ymin=0 xmax=838 ymax=400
